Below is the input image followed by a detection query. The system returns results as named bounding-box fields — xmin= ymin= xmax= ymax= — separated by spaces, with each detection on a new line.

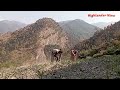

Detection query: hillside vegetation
xmin=0 ymin=55 xmax=120 ymax=79
xmin=0 ymin=18 xmax=120 ymax=79
xmin=75 ymin=21 xmax=120 ymax=58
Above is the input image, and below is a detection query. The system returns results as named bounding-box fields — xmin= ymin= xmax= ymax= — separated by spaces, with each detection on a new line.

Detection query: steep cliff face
xmin=0 ymin=18 xmax=70 ymax=64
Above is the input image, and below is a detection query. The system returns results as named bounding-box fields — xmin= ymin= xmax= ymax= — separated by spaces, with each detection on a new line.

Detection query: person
xmin=58 ymin=49 xmax=62 ymax=61
xmin=71 ymin=49 xmax=78 ymax=61
xmin=51 ymin=49 xmax=63 ymax=62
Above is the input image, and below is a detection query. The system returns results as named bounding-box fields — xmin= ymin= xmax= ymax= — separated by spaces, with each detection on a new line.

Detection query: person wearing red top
xmin=71 ymin=49 xmax=78 ymax=61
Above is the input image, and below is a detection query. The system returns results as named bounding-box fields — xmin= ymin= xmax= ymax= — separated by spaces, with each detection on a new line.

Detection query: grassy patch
xmin=0 ymin=60 xmax=22 ymax=69
xmin=110 ymin=55 xmax=120 ymax=76
xmin=80 ymin=49 xmax=98 ymax=57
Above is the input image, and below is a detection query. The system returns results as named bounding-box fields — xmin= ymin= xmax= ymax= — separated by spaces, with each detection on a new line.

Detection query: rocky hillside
xmin=75 ymin=20 xmax=120 ymax=56
xmin=59 ymin=19 xmax=100 ymax=47
xmin=0 ymin=55 xmax=120 ymax=79
xmin=0 ymin=20 xmax=26 ymax=33
xmin=41 ymin=55 xmax=120 ymax=79
xmin=0 ymin=18 xmax=70 ymax=65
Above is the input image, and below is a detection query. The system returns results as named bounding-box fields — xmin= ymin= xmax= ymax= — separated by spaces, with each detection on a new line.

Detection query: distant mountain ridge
xmin=92 ymin=22 xmax=115 ymax=29
xmin=0 ymin=19 xmax=101 ymax=50
xmin=0 ymin=20 xmax=26 ymax=33
xmin=59 ymin=19 xmax=101 ymax=47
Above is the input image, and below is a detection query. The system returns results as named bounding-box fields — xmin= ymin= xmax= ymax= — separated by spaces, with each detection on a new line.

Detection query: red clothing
xmin=71 ymin=50 xmax=78 ymax=61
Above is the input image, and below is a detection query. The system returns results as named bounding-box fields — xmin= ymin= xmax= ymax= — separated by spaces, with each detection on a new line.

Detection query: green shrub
xmin=80 ymin=49 xmax=98 ymax=57
xmin=106 ymin=46 xmax=117 ymax=55
xmin=0 ymin=60 xmax=22 ymax=69
xmin=80 ymin=50 xmax=89 ymax=56
xmin=100 ymin=50 xmax=107 ymax=55
xmin=93 ymin=53 xmax=103 ymax=58
xmin=88 ymin=49 xmax=98 ymax=56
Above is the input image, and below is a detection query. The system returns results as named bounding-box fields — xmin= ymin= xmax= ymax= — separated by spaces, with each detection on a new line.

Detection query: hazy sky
xmin=0 ymin=11 xmax=119 ymax=24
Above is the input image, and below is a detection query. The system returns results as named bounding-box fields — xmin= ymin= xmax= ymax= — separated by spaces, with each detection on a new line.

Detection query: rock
xmin=10 ymin=77 xmax=17 ymax=79
xmin=93 ymin=53 xmax=103 ymax=58
xmin=86 ymin=56 xmax=92 ymax=59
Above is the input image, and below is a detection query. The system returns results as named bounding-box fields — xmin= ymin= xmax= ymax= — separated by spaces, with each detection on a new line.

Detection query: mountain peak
xmin=36 ymin=18 xmax=56 ymax=24
xmin=34 ymin=17 xmax=59 ymax=28
xmin=74 ymin=19 xmax=83 ymax=21
xmin=0 ymin=18 xmax=70 ymax=63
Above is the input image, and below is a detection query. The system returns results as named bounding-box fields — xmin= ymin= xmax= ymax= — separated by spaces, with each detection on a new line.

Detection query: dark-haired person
xmin=71 ymin=49 xmax=78 ymax=61
xmin=51 ymin=49 xmax=63 ymax=62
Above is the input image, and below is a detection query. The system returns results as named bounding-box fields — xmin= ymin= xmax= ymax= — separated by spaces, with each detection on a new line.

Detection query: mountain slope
xmin=75 ymin=21 xmax=120 ymax=53
xmin=59 ymin=19 xmax=100 ymax=47
xmin=0 ymin=20 xmax=26 ymax=33
xmin=0 ymin=18 xmax=70 ymax=65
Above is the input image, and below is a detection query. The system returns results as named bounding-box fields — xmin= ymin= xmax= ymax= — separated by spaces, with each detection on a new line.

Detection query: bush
xmin=112 ymin=40 xmax=120 ymax=47
xmin=114 ymin=49 xmax=120 ymax=55
xmin=0 ymin=60 xmax=22 ymax=69
xmin=88 ymin=49 xmax=98 ymax=56
xmin=79 ymin=49 xmax=98 ymax=57
xmin=78 ymin=53 xmax=86 ymax=59
xmin=106 ymin=46 xmax=117 ymax=55
xmin=99 ymin=50 xmax=107 ymax=55
xmin=93 ymin=53 xmax=103 ymax=58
